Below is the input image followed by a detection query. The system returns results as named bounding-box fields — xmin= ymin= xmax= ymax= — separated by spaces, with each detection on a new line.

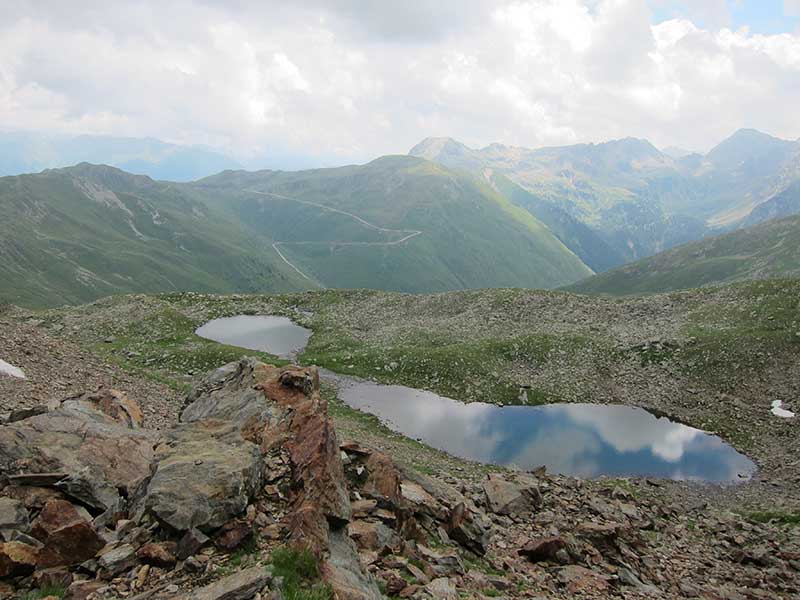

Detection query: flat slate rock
xmin=181 ymin=565 xmax=271 ymax=600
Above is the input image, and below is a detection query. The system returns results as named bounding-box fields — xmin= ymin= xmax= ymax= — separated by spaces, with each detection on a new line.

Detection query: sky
xmin=1 ymin=0 xmax=799 ymax=168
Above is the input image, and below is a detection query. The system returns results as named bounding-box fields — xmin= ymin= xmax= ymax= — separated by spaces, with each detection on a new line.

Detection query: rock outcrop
xmin=0 ymin=359 xmax=384 ymax=599
xmin=2 ymin=356 xmax=798 ymax=600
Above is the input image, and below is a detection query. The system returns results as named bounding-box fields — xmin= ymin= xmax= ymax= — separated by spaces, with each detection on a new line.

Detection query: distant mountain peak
xmin=408 ymin=137 xmax=470 ymax=159
xmin=706 ymin=128 xmax=798 ymax=168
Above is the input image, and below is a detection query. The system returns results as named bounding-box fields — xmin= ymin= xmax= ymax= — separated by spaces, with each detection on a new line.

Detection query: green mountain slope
xmin=192 ymin=156 xmax=593 ymax=292
xmin=0 ymin=164 xmax=310 ymax=307
xmin=411 ymin=130 xmax=800 ymax=268
xmin=488 ymin=172 xmax=627 ymax=272
xmin=566 ymin=215 xmax=800 ymax=295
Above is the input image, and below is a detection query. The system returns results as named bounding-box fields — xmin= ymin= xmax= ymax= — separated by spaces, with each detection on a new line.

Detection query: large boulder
xmin=482 ymin=473 xmax=542 ymax=516
xmin=143 ymin=420 xmax=263 ymax=532
xmin=0 ymin=392 xmax=158 ymax=510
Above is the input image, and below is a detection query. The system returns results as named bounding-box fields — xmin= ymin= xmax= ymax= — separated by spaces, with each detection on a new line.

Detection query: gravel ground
xmin=0 ymin=310 xmax=181 ymax=429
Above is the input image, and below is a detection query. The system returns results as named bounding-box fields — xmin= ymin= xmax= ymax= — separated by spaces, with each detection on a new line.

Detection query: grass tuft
xmin=269 ymin=546 xmax=333 ymax=600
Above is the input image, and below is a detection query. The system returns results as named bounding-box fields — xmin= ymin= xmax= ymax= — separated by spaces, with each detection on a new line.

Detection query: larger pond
xmin=197 ymin=315 xmax=756 ymax=482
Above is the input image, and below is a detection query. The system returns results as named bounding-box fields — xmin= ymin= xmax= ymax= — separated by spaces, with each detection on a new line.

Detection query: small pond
xmin=196 ymin=315 xmax=311 ymax=358
xmin=197 ymin=315 xmax=756 ymax=481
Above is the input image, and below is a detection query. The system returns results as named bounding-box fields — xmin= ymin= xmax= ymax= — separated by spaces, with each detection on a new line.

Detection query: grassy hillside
xmin=489 ymin=172 xmax=626 ymax=272
xmin=411 ymin=130 xmax=800 ymax=266
xmin=192 ymin=156 xmax=593 ymax=291
xmin=0 ymin=164 xmax=309 ymax=307
xmin=567 ymin=215 xmax=800 ymax=295
xmin=0 ymin=157 xmax=593 ymax=308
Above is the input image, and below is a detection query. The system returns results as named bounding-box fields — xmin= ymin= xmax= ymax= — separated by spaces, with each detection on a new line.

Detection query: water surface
xmin=197 ymin=314 xmax=755 ymax=481
xmin=336 ymin=379 xmax=755 ymax=482
xmin=196 ymin=315 xmax=311 ymax=358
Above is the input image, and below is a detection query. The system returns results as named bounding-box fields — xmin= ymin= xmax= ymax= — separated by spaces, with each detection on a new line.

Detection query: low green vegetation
xmin=0 ymin=164 xmax=310 ymax=308
xmin=269 ymin=546 xmax=332 ymax=600
xmin=568 ymin=216 xmax=800 ymax=296
xmin=2 ymin=155 xmax=593 ymax=309
xmin=87 ymin=303 xmax=288 ymax=391
xmin=744 ymin=511 xmax=800 ymax=526
xmin=23 ymin=586 xmax=67 ymax=599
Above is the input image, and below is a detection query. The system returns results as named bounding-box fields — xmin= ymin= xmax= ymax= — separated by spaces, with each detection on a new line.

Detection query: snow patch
xmin=771 ymin=400 xmax=795 ymax=418
xmin=0 ymin=359 xmax=26 ymax=379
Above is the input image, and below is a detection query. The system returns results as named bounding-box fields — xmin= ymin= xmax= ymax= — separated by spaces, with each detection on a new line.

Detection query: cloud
xmin=0 ymin=0 xmax=799 ymax=166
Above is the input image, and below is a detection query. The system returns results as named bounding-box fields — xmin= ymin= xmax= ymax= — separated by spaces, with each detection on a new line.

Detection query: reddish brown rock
xmin=362 ymin=452 xmax=402 ymax=504
xmin=383 ymin=571 xmax=408 ymax=595
xmin=0 ymin=540 xmax=39 ymax=577
xmin=557 ymin=565 xmax=610 ymax=593
xmin=271 ymin=367 xmax=350 ymax=519
xmin=64 ymin=580 xmax=105 ymax=600
xmin=136 ymin=542 xmax=177 ymax=568
xmin=30 ymin=499 xmax=104 ymax=567
xmin=214 ymin=519 xmax=253 ymax=551
xmin=518 ymin=536 xmax=568 ymax=563
xmin=32 ymin=566 xmax=73 ymax=589
xmin=256 ymin=364 xmax=351 ymax=552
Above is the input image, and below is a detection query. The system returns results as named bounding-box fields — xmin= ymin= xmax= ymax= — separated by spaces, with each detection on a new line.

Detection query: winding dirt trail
xmin=246 ymin=190 xmax=422 ymax=285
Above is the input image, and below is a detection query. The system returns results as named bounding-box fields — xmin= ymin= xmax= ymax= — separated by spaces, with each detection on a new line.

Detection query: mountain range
xmin=0 ymin=157 xmax=590 ymax=307
xmin=410 ymin=128 xmax=800 ymax=268
xmin=2 ymin=128 xmax=799 ymax=308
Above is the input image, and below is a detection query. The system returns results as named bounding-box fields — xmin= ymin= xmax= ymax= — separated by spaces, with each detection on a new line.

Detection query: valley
xmin=411 ymin=129 xmax=800 ymax=270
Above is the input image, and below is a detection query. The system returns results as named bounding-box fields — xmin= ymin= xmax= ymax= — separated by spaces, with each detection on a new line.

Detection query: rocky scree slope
xmin=0 ymin=356 xmax=798 ymax=599
xmin=49 ymin=283 xmax=798 ymax=503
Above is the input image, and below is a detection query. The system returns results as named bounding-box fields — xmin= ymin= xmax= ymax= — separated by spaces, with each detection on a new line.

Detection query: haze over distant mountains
xmin=0 ymin=132 xmax=245 ymax=182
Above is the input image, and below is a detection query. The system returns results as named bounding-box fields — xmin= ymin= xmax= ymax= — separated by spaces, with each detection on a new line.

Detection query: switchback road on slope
xmin=245 ymin=190 xmax=423 ymax=286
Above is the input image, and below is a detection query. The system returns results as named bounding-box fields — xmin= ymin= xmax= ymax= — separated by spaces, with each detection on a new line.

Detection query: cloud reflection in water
xmin=338 ymin=380 xmax=755 ymax=482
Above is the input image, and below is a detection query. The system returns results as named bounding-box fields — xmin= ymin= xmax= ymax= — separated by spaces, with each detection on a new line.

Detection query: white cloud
xmin=0 ymin=0 xmax=798 ymax=165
